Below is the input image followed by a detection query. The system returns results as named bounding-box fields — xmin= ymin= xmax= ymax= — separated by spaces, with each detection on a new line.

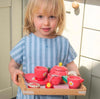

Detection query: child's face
xmin=33 ymin=8 xmax=58 ymax=38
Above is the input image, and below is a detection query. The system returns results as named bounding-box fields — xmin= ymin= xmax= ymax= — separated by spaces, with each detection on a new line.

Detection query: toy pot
xmin=68 ymin=76 xmax=84 ymax=89
xmin=47 ymin=73 xmax=62 ymax=85
xmin=34 ymin=66 xmax=48 ymax=81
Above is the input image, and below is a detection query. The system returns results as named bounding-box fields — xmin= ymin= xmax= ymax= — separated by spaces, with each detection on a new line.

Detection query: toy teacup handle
xmin=80 ymin=79 xmax=84 ymax=83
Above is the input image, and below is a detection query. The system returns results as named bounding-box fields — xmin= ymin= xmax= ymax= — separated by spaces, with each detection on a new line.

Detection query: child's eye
xmin=38 ymin=15 xmax=43 ymax=18
xmin=49 ymin=16 xmax=56 ymax=19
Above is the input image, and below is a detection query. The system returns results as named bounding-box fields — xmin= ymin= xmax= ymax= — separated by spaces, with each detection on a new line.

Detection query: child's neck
xmin=34 ymin=32 xmax=57 ymax=39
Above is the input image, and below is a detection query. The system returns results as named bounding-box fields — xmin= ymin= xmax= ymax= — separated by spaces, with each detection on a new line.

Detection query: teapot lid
xmin=53 ymin=65 xmax=68 ymax=71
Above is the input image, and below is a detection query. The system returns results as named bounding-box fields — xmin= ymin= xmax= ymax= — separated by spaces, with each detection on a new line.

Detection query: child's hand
xmin=67 ymin=61 xmax=80 ymax=76
xmin=10 ymin=68 xmax=24 ymax=86
xmin=9 ymin=59 xmax=24 ymax=86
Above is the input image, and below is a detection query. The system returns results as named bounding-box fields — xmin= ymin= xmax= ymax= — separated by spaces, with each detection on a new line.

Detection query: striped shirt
xmin=10 ymin=33 xmax=77 ymax=99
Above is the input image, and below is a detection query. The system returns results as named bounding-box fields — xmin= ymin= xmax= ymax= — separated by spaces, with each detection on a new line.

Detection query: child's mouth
xmin=42 ymin=28 xmax=50 ymax=32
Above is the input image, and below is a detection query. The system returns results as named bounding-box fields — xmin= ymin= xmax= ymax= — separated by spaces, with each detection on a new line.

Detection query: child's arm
xmin=8 ymin=59 xmax=24 ymax=86
xmin=66 ymin=61 xmax=80 ymax=76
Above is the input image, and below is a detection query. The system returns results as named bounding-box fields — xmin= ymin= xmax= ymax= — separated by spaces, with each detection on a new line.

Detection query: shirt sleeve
xmin=67 ymin=43 xmax=77 ymax=64
xmin=64 ymin=39 xmax=77 ymax=65
xmin=10 ymin=37 xmax=25 ymax=64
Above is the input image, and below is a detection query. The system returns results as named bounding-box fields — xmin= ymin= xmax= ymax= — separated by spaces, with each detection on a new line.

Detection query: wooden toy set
xmin=18 ymin=63 xmax=86 ymax=95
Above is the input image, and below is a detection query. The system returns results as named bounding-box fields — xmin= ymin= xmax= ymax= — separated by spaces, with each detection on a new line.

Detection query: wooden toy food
xmin=62 ymin=76 xmax=68 ymax=83
xmin=45 ymin=82 xmax=54 ymax=88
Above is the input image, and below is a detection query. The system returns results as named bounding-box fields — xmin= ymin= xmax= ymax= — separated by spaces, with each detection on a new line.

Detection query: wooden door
xmin=0 ymin=0 xmax=23 ymax=98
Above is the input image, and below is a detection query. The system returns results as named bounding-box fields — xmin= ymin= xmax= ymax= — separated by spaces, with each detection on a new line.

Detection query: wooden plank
xmin=18 ymin=74 xmax=86 ymax=96
xmin=0 ymin=0 xmax=11 ymax=7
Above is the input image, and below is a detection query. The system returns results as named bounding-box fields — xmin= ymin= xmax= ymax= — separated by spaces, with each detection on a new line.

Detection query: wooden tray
xmin=18 ymin=74 xmax=86 ymax=96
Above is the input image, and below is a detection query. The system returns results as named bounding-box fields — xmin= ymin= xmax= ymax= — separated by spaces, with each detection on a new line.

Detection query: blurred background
xmin=0 ymin=0 xmax=100 ymax=99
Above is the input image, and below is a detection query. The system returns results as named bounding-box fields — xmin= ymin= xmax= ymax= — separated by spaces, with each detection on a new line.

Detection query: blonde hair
xmin=24 ymin=0 xmax=66 ymax=35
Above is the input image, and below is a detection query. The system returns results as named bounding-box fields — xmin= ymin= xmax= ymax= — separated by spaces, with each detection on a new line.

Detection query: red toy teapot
xmin=50 ymin=62 xmax=68 ymax=76
xmin=49 ymin=62 xmax=68 ymax=84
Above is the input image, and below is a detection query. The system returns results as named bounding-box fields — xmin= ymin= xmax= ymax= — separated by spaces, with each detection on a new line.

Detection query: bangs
xmin=32 ymin=0 xmax=62 ymax=16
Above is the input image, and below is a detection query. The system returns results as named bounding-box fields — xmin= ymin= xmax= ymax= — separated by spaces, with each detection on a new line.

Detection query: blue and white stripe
xmin=10 ymin=33 xmax=76 ymax=99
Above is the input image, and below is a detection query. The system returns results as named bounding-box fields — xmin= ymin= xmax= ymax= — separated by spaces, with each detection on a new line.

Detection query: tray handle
xmin=18 ymin=74 xmax=27 ymax=89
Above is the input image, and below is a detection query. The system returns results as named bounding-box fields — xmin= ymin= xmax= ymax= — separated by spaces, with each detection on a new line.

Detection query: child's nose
xmin=44 ymin=18 xmax=49 ymax=25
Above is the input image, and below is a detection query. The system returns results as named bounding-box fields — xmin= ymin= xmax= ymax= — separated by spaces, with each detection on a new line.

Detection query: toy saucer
xmin=24 ymin=73 xmax=48 ymax=85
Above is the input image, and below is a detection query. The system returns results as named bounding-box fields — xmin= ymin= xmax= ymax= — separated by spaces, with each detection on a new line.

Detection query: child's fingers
xmin=18 ymin=70 xmax=24 ymax=76
xmin=13 ymin=73 xmax=19 ymax=86
xmin=13 ymin=70 xmax=24 ymax=86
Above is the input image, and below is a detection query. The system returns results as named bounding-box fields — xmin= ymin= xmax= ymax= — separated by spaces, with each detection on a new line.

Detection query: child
xmin=9 ymin=0 xmax=80 ymax=99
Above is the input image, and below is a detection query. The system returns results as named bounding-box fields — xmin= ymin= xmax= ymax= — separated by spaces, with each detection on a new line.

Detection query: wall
xmin=78 ymin=0 xmax=100 ymax=99
xmin=64 ymin=0 xmax=100 ymax=99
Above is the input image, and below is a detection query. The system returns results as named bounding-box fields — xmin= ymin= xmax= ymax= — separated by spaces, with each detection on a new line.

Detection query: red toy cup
xmin=47 ymin=73 xmax=62 ymax=85
xmin=68 ymin=76 xmax=84 ymax=89
xmin=34 ymin=66 xmax=48 ymax=81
